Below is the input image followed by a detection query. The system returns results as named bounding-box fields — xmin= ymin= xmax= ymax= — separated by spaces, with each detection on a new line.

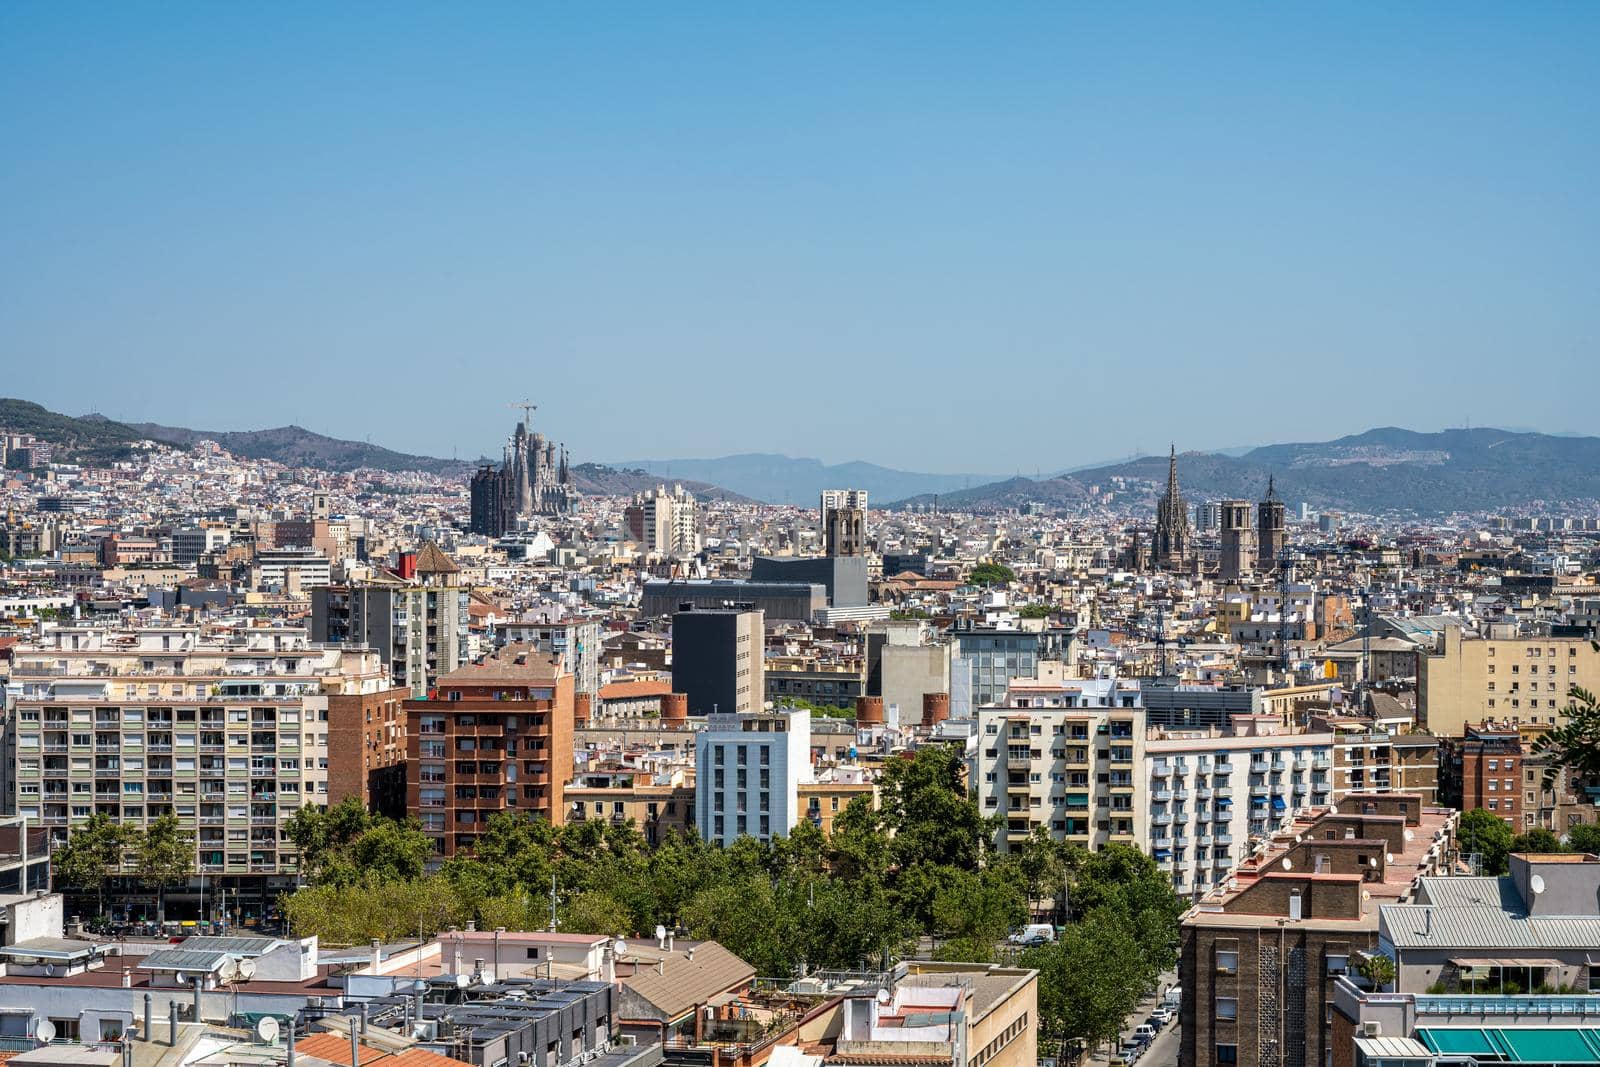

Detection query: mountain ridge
xmin=890 ymin=427 xmax=1600 ymax=514
xmin=606 ymin=452 xmax=1005 ymax=505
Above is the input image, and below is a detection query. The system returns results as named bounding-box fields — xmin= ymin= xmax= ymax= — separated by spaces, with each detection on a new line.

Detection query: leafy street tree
xmin=1511 ymin=828 xmax=1563 ymax=855
xmin=1458 ymin=808 xmax=1515 ymax=875
xmin=1566 ymin=823 xmax=1600 ymax=854
xmin=1534 ymin=683 xmax=1600 ymax=787
xmin=284 ymin=798 xmax=379 ymax=883
xmin=53 ymin=814 xmax=136 ymax=918
xmin=135 ymin=813 xmax=195 ymax=924
xmin=1024 ymin=909 xmax=1150 ymax=1054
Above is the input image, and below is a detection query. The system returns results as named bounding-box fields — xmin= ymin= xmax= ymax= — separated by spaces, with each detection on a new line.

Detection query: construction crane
xmin=509 ymin=399 xmax=536 ymax=429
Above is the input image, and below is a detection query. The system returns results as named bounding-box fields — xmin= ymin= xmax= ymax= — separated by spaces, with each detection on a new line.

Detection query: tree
xmin=1359 ymin=952 xmax=1396 ymax=991
xmin=930 ymin=868 xmax=1026 ymax=946
xmin=1017 ymin=604 xmax=1053 ymax=620
xmin=1459 ymin=808 xmax=1515 ymax=875
xmin=134 ymin=813 xmax=195 ymax=924
xmin=874 ymin=746 xmax=991 ymax=871
xmin=968 ymin=562 xmax=1016 ymax=586
xmin=1511 ymin=828 xmax=1564 ymax=855
xmin=1534 ymin=683 xmax=1600 ymax=787
xmin=284 ymin=798 xmax=378 ymax=884
xmin=1566 ymin=823 xmax=1600 ymax=854
xmin=1024 ymin=909 xmax=1149 ymax=1055
xmin=53 ymin=814 xmax=136 ymax=918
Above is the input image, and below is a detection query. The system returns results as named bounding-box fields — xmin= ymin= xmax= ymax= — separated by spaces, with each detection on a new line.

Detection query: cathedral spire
xmin=1167 ymin=444 xmax=1180 ymax=494
xmin=1265 ymin=474 xmax=1277 ymax=501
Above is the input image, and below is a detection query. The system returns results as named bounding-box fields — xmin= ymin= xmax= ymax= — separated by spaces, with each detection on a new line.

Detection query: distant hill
xmin=0 ymin=399 xmax=145 ymax=464
xmin=571 ymin=463 xmax=750 ymax=503
xmin=608 ymin=453 xmax=1004 ymax=505
xmin=891 ymin=427 xmax=1600 ymax=514
xmin=121 ymin=420 xmax=477 ymax=476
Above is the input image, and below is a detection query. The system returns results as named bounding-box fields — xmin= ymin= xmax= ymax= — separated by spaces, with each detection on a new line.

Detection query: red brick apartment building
xmin=405 ymin=644 xmax=573 ymax=858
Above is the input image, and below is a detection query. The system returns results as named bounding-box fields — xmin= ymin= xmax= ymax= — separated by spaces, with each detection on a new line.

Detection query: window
xmin=1216 ymin=1046 xmax=1238 ymax=1065
xmin=1216 ymin=950 xmax=1238 ymax=975
xmin=1216 ymin=998 xmax=1238 ymax=1020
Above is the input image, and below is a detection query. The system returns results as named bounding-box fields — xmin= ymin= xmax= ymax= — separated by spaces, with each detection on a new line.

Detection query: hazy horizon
xmin=4 ymin=4 xmax=1597 ymax=469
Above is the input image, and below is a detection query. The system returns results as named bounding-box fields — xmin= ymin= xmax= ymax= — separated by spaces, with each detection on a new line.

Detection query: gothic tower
xmin=1257 ymin=475 xmax=1286 ymax=573
xmin=1153 ymin=446 xmax=1192 ymax=570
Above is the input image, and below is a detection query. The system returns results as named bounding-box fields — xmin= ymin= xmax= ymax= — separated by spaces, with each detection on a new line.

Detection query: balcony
xmin=1197 ymin=787 xmax=1214 ymax=800
xmin=1153 ymin=790 xmax=1172 ymax=803
xmin=1175 ymin=788 xmax=1192 ymax=801
xmin=1250 ymin=760 xmax=1271 ymax=774
xmin=1151 ymin=762 xmax=1173 ymax=778
xmin=1152 ymin=813 xmax=1173 ymax=826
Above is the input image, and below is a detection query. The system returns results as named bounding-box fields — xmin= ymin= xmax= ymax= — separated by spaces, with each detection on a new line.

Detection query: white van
xmin=1007 ymin=923 xmax=1057 ymax=945
xmin=1162 ymin=987 xmax=1182 ymax=1011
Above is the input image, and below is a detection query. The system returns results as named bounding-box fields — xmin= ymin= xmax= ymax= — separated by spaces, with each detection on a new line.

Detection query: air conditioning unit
xmin=616 ymin=1036 xmax=637 ymax=1048
xmin=1361 ymin=1021 xmax=1382 ymax=1038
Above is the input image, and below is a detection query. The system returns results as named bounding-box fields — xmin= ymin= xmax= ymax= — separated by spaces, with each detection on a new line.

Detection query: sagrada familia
xmin=469 ymin=412 xmax=575 ymax=536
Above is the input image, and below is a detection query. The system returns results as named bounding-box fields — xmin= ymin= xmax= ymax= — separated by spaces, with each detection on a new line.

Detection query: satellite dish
xmin=219 ymin=959 xmax=239 ymax=983
xmin=1386 ymin=853 xmax=1395 ymax=864
xmin=1404 ymin=829 xmax=1415 ymax=842
xmin=176 ymin=973 xmax=190 ymax=986
xmin=1328 ymin=804 xmax=1339 ymax=815
xmin=255 ymin=1017 xmax=280 ymax=1044
xmin=43 ymin=964 xmax=55 ymax=979
xmin=36 ymin=1020 xmax=56 ymax=1044
xmin=1281 ymin=858 xmax=1293 ymax=871
xmin=613 ymin=938 xmax=627 ymax=957
xmin=654 ymin=924 xmax=667 ymax=942
xmin=1369 ymin=856 xmax=1380 ymax=868
xmin=876 ymin=989 xmax=890 ymax=1004
xmin=237 ymin=959 xmax=256 ymax=981
xmin=1530 ymin=874 xmax=1546 ymax=895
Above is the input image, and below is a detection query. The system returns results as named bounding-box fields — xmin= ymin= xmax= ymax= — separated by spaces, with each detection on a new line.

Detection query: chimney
xmin=370 ymin=939 xmax=382 ymax=972
xmin=121 ymin=967 xmax=132 ymax=988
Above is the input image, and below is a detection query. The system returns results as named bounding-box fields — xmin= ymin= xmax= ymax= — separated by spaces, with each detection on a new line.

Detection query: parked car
xmin=1132 ymin=1024 xmax=1158 ymax=1043
xmin=1150 ymin=1007 xmax=1174 ymax=1026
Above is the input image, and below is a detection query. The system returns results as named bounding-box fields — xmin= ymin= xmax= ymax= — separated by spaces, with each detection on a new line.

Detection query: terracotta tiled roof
xmin=598 ymin=680 xmax=672 ymax=701
xmin=413 ymin=541 xmax=459 ymax=575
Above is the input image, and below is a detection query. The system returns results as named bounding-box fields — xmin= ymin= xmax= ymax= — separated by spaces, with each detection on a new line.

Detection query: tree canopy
xmin=968 ymin=561 xmax=1016 ymax=586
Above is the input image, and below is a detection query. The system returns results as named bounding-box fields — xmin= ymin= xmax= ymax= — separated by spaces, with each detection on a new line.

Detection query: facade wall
xmin=1420 ymin=628 xmax=1600 ymax=736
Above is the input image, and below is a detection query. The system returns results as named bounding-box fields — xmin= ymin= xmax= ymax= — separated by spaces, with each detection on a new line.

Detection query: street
xmin=1084 ymin=970 xmax=1179 ymax=1067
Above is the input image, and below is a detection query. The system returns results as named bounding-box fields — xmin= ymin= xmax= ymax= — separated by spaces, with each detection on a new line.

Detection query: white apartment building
xmin=1145 ymin=717 xmax=1334 ymax=898
xmin=7 ymin=623 xmax=387 ymax=919
xmin=694 ymin=708 xmax=813 ymax=846
xmin=976 ymin=677 xmax=1145 ymax=853
xmin=624 ymin=484 xmax=701 ymax=559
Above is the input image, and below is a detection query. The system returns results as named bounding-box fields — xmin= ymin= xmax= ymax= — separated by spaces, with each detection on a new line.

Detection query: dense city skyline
xmin=4 ymin=4 xmax=1598 ymax=469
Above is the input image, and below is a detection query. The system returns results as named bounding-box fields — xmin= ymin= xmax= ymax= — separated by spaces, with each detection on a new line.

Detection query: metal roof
xmin=1384 ymin=875 xmax=1600 ymax=950
xmin=139 ymin=948 xmax=230 ymax=972
xmin=0 ymin=938 xmax=104 ymax=960
xmin=173 ymin=935 xmax=280 ymax=955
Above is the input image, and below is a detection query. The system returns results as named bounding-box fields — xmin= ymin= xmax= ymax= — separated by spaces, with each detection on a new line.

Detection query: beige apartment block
xmin=1419 ymin=625 xmax=1600 ymax=737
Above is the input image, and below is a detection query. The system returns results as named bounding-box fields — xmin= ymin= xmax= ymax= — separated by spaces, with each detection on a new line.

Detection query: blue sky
xmin=2 ymin=4 xmax=1596 ymax=472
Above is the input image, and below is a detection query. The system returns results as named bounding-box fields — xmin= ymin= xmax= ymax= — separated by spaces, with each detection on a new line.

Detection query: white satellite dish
xmin=36 ymin=1020 xmax=56 ymax=1044
xmin=1530 ymin=874 xmax=1546 ymax=895
xmin=654 ymin=924 xmax=667 ymax=943
xmin=175 ymin=973 xmax=190 ymax=986
xmin=237 ymin=959 xmax=257 ymax=981
xmin=219 ymin=959 xmax=239 ymax=983
xmin=1328 ymin=804 xmax=1339 ymax=815
xmin=255 ymin=1017 xmax=280 ymax=1044
xmin=613 ymin=938 xmax=627 ymax=957
xmin=1404 ymin=829 xmax=1415 ymax=841
xmin=1281 ymin=858 xmax=1293 ymax=871
xmin=1386 ymin=852 xmax=1395 ymax=864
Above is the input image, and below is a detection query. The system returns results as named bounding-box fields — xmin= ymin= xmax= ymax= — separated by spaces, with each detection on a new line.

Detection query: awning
xmin=1217 ymin=797 xmax=1232 ymax=807
xmin=1272 ymin=797 xmax=1287 ymax=811
xmin=1154 ymin=849 xmax=1172 ymax=860
xmin=1449 ymin=956 xmax=1565 ymax=969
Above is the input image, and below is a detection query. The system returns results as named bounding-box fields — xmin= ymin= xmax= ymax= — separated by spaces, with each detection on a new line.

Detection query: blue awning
xmin=1154 ymin=849 xmax=1171 ymax=860
xmin=1217 ymin=797 xmax=1232 ymax=807
xmin=1272 ymin=796 xmax=1287 ymax=811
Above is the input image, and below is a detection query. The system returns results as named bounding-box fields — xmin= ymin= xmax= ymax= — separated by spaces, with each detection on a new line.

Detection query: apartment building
xmin=975 ymin=677 xmax=1145 ymax=853
xmin=495 ymin=616 xmax=601 ymax=696
xmin=566 ymin=770 xmax=694 ymax=845
xmin=8 ymin=623 xmax=388 ymax=918
xmin=1147 ymin=719 xmax=1335 ymax=897
xmin=951 ymin=623 xmax=1075 ymax=716
xmin=405 ymin=644 xmax=574 ymax=859
xmin=1419 ymin=625 xmax=1600 ymax=736
xmin=1438 ymin=724 xmax=1524 ymax=826
xmin=694 ymin=708 xmax=812 ymax=846
xmin=1329 ymin=726 xmax=1440 ymax=804
xmin=1180 ymin=794 xmax=1456 ymax=1067
xmin=312 ymin=543 xmax=470 ymax=698
xmin=326 ymin=685 xmax=410 ymax=818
